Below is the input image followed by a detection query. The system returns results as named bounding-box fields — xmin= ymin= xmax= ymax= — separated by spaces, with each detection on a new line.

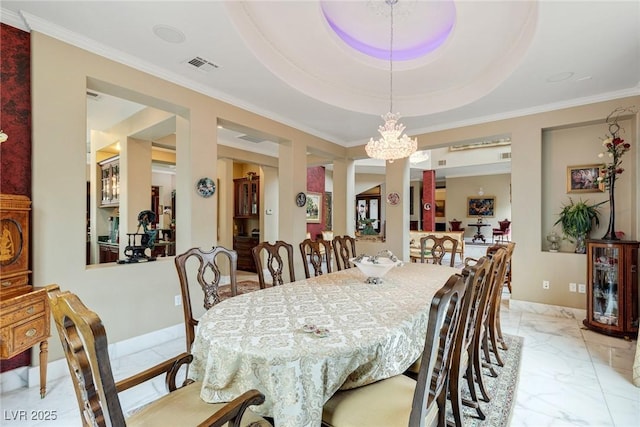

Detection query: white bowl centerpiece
xmin=350 ymin=250 xmax=403 ymax=284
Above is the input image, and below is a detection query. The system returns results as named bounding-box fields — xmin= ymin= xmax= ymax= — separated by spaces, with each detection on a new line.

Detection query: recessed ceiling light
xmin=546 ymin=72 xmax=574 ymax=83
xmin=153 ymin=24 xmax=186 ymax=44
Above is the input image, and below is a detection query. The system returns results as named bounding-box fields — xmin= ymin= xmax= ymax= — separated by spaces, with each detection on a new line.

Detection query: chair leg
xmin=487 ymin=307 xmax=506 ymax=366
xmin=475 ymin=331 xmax=493 ymax=402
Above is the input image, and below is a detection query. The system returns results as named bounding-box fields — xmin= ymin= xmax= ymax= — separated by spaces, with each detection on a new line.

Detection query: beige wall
xmin=409 ymin=100 xmax=639 ymax=308
xmin=445 ymin=174 xmax=512 ymax=240
xmin=31 ymin=33 xmax=343 ymax=361
xmin=30 ymin=31 xmax=639 ymax=364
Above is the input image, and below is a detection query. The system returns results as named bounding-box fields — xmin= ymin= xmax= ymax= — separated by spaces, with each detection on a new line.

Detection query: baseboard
xmin=509 ymin=298 xmax=586 ymax=321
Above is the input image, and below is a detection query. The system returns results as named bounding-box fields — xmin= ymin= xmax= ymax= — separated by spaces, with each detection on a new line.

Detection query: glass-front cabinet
xmin=233 ymin=176 xmax=260 ymax=272
xmin=584 ymin=239 xmax=639 ymax=339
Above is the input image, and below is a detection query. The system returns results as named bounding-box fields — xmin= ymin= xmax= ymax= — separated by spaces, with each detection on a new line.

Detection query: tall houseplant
xmin=554 ymin=197 xmax=605 ymax=253
xmin=595 ymin=106 xmax=636 ymax=240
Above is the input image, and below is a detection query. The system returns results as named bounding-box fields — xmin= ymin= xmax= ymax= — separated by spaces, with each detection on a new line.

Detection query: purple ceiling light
xmin=321 ymin=0 xmax=456 ymax=61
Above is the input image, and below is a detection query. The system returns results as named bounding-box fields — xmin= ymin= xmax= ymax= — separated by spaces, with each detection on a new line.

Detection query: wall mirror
xmin=86 ymin=87 xmax=178 ymax=265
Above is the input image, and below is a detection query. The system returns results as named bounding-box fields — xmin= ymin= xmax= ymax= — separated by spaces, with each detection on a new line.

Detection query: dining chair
xmin=486 ymin=242 xmax=515 ymax=361
xmin=174 ymin=246 xmax=240 ymax=352
xmin=332 ymin=235 xmax=357 ymax=270
xmin=449 ymin=256 xmax=493 ymax=426
xmin=419 ymin=235 xmax=459 ymax=267
xmin=299 ymin=237 xmax=333 ymax=278
xmin=45 ymin=284 xmax=271 ymax=427
xmin=252 ymin=240 xmax=296 ymax=288
xmin=492 ymin=219 xmax=511 ymax=243
xmin=322 ymin=270 xmax=471 ymax=427
xmin=466 ymin=242 xmax=515 ymax=356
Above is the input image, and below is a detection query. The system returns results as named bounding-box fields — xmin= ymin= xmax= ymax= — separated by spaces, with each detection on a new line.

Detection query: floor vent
xmin=438 ymin=159 xmax=447 ymax=166
xmin=185 ymin=56 xmax=219 ymax=73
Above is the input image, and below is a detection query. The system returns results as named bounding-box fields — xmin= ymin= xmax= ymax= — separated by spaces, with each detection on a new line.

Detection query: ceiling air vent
xmin=237 ymin=134 xmax=265 ymax=144
xmin=185 ymin=56 xmax=219 ymax=73
xmin=500 ymin=152 xmax=512 ymax=159
xmin=438 ymin=159 xmax=447 ymax=166
xmin=86 ymin=90 xmax=102 ymax=101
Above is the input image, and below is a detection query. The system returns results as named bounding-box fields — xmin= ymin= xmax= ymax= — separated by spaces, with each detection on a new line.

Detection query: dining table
xmin=188 ymin=262 xmax=460 ymax=427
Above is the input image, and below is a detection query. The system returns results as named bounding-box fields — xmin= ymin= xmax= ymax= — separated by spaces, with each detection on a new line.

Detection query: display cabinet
xmin=584 ymin=239 xmax=639 ymax=339
xmin=99 ymin=156 xmax=120 ymax=207
xmin=234 ymin=176 xmax=259 ymax=218
xmin=233 ymin=176 xmax=260 ymax=272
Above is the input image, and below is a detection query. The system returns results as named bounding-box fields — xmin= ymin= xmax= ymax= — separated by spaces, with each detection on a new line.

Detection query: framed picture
xmin=306 ymin=192 xmax=322 ymax=223
xmin=467 ymin=196 xmax=495 ymax=217
xmin=567 ymin=164 xmax=604 ymax=193
xmin=435 ymin=200 xmax=445 ymax=217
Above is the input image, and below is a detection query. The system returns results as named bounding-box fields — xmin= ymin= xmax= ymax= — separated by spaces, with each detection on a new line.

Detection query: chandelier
xmin=365 ymin=0 xmax=417 ymax=163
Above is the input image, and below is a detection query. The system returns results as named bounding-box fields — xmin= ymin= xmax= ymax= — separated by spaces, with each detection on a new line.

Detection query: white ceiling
xmin=2 ymin=0 xmax=639 ymax=180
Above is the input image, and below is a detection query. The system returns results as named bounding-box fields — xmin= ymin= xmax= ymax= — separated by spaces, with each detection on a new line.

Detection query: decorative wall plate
xmin=296 ymin=192 xmax=307 ymax=207
xmin=386 ymin=192 xmax=400 ymax=206
xmin=196 ymin=177 xmax=216 ymax=198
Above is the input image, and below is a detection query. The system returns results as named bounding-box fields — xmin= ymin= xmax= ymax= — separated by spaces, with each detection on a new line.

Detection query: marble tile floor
xmin=1 ymin=290 xmax=639 ymax=426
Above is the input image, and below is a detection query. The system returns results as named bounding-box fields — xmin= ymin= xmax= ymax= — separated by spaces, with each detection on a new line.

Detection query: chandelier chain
xmin=389 ymin=0 xmax=394 ymax=114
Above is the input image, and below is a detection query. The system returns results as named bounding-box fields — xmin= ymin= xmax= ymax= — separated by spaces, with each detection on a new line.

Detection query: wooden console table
xmin=1 ymin=288 xmax=50 ymax=397
xmin=467 ymin=222 xmax=491 ymax=243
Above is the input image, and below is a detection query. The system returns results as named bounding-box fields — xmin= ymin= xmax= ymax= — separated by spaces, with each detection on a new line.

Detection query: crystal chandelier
xmin=365 ymin=0 xmax=417 ymax=163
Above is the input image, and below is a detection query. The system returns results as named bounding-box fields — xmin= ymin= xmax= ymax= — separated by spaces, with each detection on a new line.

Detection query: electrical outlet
xmin=578 ymin=284 xmax=586 ymax=293
xmin=543 ymin=280 xmax=550 ymax=290
xmin=569 ymin=282 xmax=577 ymax=292
xmin=174 ymin=295 xmax=182 ymax=306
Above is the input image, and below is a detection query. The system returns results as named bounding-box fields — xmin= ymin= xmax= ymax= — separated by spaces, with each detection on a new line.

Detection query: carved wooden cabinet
xmin=0 ymin=194 xmax=50 ymax=397
xmin=0 ymin=194 xmax=31 ymax=297
xmin=584 ymin=239 xmax=639 ymax=339
xmin=233 ymin=176 xmax=260 ymax=272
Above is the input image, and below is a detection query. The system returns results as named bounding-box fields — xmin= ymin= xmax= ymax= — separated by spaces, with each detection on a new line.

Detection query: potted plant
xmin=554 ymin=197 xmax=605 ymax=253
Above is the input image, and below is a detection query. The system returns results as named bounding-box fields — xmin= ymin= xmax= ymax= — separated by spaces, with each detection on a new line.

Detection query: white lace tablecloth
xmin=189 ymin=263 xmax=459 ymax=427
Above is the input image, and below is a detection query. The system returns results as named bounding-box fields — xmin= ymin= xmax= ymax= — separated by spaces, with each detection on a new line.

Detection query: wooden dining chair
xmin=419 ymin=235 xmax=459 ymax=267
xmin=465 ymin=242 xmax=515 ymax=354
xmin=485 ymin=243 xmax=514 ymax=366
xmin=45 ymin=284 xmax=271 ymax=427
xmin=333 ymin=235 xmax=357 ymax=270
xmin=299 ymin=238 xmax=333 ymax=278
xmin=447 ymin=256 xmax=492 ymax=426
xmin=322 ymin=270 xmax=471 ymax=427
xmin=252 ymin=240 xmax=296 ymax=288
xmin=175 ymin=246 xmax=240 ymax=352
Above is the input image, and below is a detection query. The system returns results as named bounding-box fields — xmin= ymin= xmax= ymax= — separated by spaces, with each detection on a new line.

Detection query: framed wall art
xmin=467 ymin=196 xmax=495 ymax=217
xmin=306 ymin=192 xmax=322 ymax=223
xmin=567 ymin=164 xmax=604 ymax=193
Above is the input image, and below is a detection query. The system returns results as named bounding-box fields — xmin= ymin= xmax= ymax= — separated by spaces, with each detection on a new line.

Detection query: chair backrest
xmin=299 ymin=238 xmax=333 ymax=278
xmin=457 ymin=257 xmax=492 ymax=357
xmin=333 ymin=235 xmax=357 ymax=271
xmin=252 ymin=240 xmax=296 ymax=288
xmin=449 ymin=219 xmax=464 ymax=232
xmin=419 ymin=235 xmax=459 ymax=267
xmin=498 ymin=219 xmax=511 ymax=232
xmin=174 ymin=246 xmax=238 ymax=351
xmin=408 ymin=269 xmax=471 ymax=426
xmin=47 ymin=285 xmax=127 ymax=426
